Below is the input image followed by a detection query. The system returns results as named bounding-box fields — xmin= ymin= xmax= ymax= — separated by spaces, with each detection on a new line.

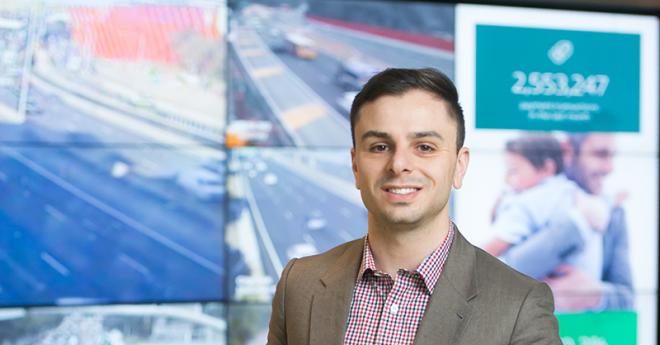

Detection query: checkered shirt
xmin=343 ymin=224 xmax=455 ymax=345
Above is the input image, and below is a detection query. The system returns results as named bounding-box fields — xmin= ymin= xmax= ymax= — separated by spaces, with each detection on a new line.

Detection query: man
xmin=501 ymin=133 xmax=633 ymax=311
xmin=268 ymin=68 xmax=561 ymax=344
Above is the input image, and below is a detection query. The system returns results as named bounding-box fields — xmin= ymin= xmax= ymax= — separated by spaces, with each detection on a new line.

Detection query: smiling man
xmin=267 ymin=68 xmax=562 ymax=345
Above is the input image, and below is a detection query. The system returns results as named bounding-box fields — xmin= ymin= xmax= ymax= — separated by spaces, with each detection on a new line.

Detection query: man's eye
xmin=370 ymin=144 xmax=389 ymax=152
xmin=418 ymin=144 xmax=434 ymax=152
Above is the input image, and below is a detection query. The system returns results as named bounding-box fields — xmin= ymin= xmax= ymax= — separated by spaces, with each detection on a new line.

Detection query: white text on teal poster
xmin=476 ymin=25 xmax=640 ymax=132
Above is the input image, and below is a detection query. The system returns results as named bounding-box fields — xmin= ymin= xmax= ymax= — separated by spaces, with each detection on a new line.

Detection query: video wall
xmin=1 ymin=0 xmax=658 ymax=344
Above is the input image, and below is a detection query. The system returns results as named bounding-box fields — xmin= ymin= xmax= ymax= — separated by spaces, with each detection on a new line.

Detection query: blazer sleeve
xmin=267 ymin=259 xmax=297 ymax=345
xmin=509 ymin=282 xmax=563 ymax=345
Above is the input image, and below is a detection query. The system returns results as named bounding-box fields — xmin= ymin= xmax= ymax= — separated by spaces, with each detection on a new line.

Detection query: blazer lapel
xmin=309 ymin=240 xmax=363 ymax=345
xmin=414 ymin=229 xmax=478 ymax=345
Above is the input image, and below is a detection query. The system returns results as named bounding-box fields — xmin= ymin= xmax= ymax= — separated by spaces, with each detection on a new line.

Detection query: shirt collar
xmin=357 ymin=222 xmax=455 ymax=294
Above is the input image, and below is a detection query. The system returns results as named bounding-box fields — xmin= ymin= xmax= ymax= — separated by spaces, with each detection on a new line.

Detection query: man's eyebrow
xmin=361 ymin=130 xmax=391 ymax=141
xmin=410 ymin=131 xmax=444 ymax=140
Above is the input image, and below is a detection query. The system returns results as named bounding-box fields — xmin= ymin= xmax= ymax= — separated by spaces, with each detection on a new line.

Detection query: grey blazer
xmin=268 ymin=229 xmax=562 ymax=345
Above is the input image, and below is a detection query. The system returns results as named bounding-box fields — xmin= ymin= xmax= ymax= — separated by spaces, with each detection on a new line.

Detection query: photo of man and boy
xmin=481 ymin=133 xmax=633 ymax=312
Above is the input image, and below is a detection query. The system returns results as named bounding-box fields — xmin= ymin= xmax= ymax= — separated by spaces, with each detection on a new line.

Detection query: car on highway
xmin=259 ymin=27 xmax=288 ymax=52
xmin=225 ymin=120 xmax=272 ymax=147
xmin=305 ymin=210 xmax=327 ymax=231
xmin=287 ymin=243 xmax=318 ymax=260
xmin=284 ymin=32 xmax=317 ymax=60
xmin=335 ymin=57 xmax=383 ymax=91
xmin=263 ymin=172 xmax=278 ymax=186
xmin=176 ymin=161 xmax=226 ymax=202
xmin=337 ymin=91 xmax=358 ymax=114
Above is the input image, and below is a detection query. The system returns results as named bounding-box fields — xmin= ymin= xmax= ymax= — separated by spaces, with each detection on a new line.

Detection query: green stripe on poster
xmin=557 ymin=311 xmax=637 ymax=345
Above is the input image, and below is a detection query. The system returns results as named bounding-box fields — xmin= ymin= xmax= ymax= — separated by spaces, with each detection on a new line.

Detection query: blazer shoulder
xmin=286 ymin=238 xmax=363 ymax=282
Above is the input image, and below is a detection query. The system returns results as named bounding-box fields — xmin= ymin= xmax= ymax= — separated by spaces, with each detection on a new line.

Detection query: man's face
xmin=574 ymin=134 xmax=615 ymax=195
xmin=351 ymin=89 xmax=469 ymax=229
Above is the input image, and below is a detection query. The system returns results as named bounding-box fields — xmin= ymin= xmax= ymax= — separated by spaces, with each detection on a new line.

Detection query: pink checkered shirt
xmin=343 ymin=224 xmax=455 ymax=345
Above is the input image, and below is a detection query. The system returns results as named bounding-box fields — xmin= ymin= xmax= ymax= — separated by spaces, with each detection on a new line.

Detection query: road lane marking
xmin=251 ymin=66 xmax=284 ymax=79
xmin=119 ymin=253 xmax=151 ymax=277
xmin=2 ymin=147 xmax=222 ymax=275
xmin=41 ymin=252 xmax=70 ymax=277
xmin=241 ymin=174 xmax=284 ymax=274
xmin=0 ymin=249 xmax=46 ymax=291
xmin=281 ymin=103 xmax=327 ymax=130
xmin=241 ymin=48 xmax=266 ymax=57
xmin=44 ymin=204 xmax=67 ymax=222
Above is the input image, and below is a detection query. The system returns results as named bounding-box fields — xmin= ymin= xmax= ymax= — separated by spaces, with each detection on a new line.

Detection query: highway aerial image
xmin=227 ymin=0 xmax=454 ymax=148
xmin=226 ymin=148 xmax=367 ymax=302
xmin=1 ymin=2 xmax=228 ymax=306
xmin=225 ymin=0 xmax=455 ymax=302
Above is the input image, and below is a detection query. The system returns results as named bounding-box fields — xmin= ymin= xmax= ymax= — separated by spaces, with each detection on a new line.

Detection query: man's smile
xmin=381 ymin=185 xmax=423 ymax=201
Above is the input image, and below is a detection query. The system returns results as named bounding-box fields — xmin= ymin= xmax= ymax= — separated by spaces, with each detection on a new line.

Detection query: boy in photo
xmin=483 ymin=134 xmax=609 ymax=281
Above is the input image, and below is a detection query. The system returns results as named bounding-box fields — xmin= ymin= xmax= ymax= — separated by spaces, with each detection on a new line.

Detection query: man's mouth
xmin=386 ymin=187 xmax=420 ymax=195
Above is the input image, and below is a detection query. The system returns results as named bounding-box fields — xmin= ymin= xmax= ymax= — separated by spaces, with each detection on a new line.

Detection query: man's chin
xmin=588 ymin=182 xmax=603 ymax=195
xmin=382 ymin=213 xmax=424 ymax=227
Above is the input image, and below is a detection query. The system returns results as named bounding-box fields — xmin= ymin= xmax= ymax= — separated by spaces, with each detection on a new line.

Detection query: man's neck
xmin=367 ymin=215 xmax=450 ymax=279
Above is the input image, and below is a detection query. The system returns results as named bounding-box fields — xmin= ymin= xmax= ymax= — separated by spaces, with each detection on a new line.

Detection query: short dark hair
xmin=567 ymin=133 xmax=590 ymax=156
xmin=505 ymin=134 xmax=564 ymax=174
xmin=349 ymin=68 xmax=465 ymax=152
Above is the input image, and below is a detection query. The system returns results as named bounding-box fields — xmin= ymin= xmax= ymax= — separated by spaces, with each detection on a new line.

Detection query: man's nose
xmin=388 ymin=147 xmax=413 ymax=175
xmin=601 ymin=157 xmax=614 ymax=175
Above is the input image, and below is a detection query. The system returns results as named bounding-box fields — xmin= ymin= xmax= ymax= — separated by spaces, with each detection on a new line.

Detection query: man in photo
xmin=484 ymin=134 xmax=609 ymax=283
xmin=267 ymin=68 xmax=561 ymax=344
xmin=499 ymin=133 xmax=633 ymax=312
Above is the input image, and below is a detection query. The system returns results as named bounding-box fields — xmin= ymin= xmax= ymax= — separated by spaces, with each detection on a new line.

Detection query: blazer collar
xmin=414 ymin=227 xmax=478 ymax=345
xmin=308 ymin=228 xmax=479 ymax=345
xmin=310 ymin=239 xmax=363 ymax=345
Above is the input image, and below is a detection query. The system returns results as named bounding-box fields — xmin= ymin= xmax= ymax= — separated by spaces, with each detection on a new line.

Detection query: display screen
xmin=1 ymin=1 xmax=658 ymax=345
xmin=1 ymin=2 xmax=227 ymax=306
xmin=455 ymin=4 xmax=658 ymax=344
xmin=227 ymin=0 xmax=454 ymax=147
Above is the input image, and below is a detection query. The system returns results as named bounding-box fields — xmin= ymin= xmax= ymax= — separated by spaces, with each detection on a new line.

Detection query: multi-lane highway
xmin=225 ymin=3 xmax=454 ymax=302
xmin=228 ymin=3 xmax=454 ymax=147
xmin=1 ymin=6 xmax=228 ymax=306
xmin=227 ymin=149 xmax=366 ymax=299
xmin=0 ymin=144 xmax=226 ymax=305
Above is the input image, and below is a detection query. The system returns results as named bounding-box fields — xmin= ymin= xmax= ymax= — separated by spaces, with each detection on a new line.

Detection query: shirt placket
xmin=366 ymin=274 xmax=390 ymax=344
xmin=374 ymin=271 xmax=410 ymax=345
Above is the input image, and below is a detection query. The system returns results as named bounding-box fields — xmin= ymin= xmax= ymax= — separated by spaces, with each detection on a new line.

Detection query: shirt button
xmin=390 ymin=303 xmax=399 ymax=315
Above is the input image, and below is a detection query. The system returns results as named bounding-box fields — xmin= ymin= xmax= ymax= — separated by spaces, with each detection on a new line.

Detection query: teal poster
xmin=475 ymin=25 xmax=640 ymax=132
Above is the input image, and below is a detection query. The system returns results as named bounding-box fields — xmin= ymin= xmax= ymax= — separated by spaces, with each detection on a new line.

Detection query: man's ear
xmin=542 ymin=158 xmax=557 ymax=176
xmin=452 ymin=147 xmax=470 ymax=189
xmin=351 ymin=148 xmax=360 ymax=190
